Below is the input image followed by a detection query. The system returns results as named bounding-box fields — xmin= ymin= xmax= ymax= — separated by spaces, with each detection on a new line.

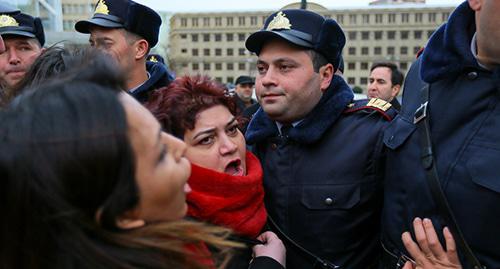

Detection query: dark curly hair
xmin=145 ymin=75 xmax=239 ymax=138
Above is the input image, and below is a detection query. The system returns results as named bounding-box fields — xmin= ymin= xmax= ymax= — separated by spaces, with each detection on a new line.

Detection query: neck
xmin=126 ymin=64 xmax=149 ymax=91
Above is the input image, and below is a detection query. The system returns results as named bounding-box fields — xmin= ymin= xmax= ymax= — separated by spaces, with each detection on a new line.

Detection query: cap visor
xmin=0 ymin=30 xmax=35 ymax=39
xmin=75 ymin=17 xmax=123 ymax=33
xmin=246 ymin=30 xmax=313 ymax=54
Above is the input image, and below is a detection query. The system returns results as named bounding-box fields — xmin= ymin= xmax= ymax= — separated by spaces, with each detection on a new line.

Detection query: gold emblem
xmin=149 ymin=56 xmax=158 ymax=63
xmin=94 ymin=0 xmax=109 ymax=15
xmin=347 ymin=103 xmax=355 ymax=108
xmin=367 ymin=98 xmax=392 ymax=111
xmin=0 ymin=15 xmax=19 ymax=28
xmin=266 ymin=11 xmax=292 ymax=31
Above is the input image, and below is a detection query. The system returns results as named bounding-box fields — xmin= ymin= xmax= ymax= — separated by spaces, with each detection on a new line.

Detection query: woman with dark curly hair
xmin=146 ymin=75 xmax=285 ymax=269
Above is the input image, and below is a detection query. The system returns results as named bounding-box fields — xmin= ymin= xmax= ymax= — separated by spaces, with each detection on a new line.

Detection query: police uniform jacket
xmin=381 ymin=2 xmax=500 ymax=268
xmin=131 ymin=61 xmax=174 ymax=103
xmin=246 ymin=75 xmax=396 ymax=269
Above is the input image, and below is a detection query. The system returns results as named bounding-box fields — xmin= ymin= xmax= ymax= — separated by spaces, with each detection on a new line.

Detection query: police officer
xmin=75 ymin=0 xmax=172 ymax=103
xmin=381 ymin=0 xmax=500 ymax=268
xmin=234 ymin=75 xmax=257 ymax=114
xmin=367 ymin=62 xmax=404 ymax=111
xmin=245 ymin=9 xmax=396 ymax=269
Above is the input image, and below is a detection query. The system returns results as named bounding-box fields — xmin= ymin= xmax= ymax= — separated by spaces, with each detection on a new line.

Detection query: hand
xmin=252 ymin=231 xmax=286 ymax=268
xmin=401 ymin=217 xmax=462 ymax=269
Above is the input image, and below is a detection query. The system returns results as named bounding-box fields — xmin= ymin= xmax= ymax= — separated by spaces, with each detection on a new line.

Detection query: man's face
xmin=255 ymin=39 xmax=323 ymax=124
xmin=0 ymin=36 xmax=42 ymax=88
xmin=472 ymin=0 xmax=500 ymax=67
xmin=367 ymin=67 xmax=399 ymax=102
xmin=89 ymin=27 xmax=136 ymax=76
xmin=235 ymin=83 xmax=254 ymax=102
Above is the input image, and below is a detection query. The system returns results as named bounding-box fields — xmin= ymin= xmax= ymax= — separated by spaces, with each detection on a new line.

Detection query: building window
xmin=428 ymin=12 xmax=436 ymax=22
xmin=191 ymin=34 xmax=198 ymax=42
xmin=181 ymin=48 xmax=187 ymax=53
xmin=226 ymin=33 xmax=233 ymax=41
xmin=262 ymin=16 xmax=267 ymax=24
xmin=204 ymin=63 xmax=210 ymax=70
xmin=203 ymin=34 xmax=210 ymax=42
xmin=348 ymin=77 xmax=355 ymax=85
xmin=227 ymin=48 xmax=233 ymax=56
xmin=215 ymin=77 xmax=222 ymax=82
xmin=442 ymin=12 xmax=449 ymax=21
xmin=400 ymin=62 xmax=408 ymax=70
xmin=227 ymin=17 xmax=233 ymax=26
xmin=191 ymin=18 xmax=198 ymax=27
xmin=414 ymin=46 xmax=421 ymax=54
xmin=360 ymin=77 xmax=368 ymax=85
xmin=361 ymin=47 xmax=369 ymax=55
xmin=414 ymin=30 xmax=422 ymax=39
xmin=349 ymin=14 xmax=357 ymax=24
xmin=204 ymin=48 xmax=210 ymax=56
xmin=215 ymin=48 xmax=222 ymax=56
xmin=215 ymin=17 xmax=222 ymax=26
xmin=348 ymin=62 xmax=356 ymax=70
xmin=400 ymin=46 xmax=408 ymax=55
xmin=361 ymin=31 xmax=370 ymax=40
xmin=239 ymin=63 xmax=245 ymax=70
xmin=374 ymin=47 xmax=382 ymax=55
xmin=427 ymin=30 xmax=434 ymax=38
xmin=238 ymin=33 xmax=245 ymax=41
xmin=215 ymin=63 xmax=222 ymax=70
xmin=227 ymin=77 xmax=234 ymax=83
xmin=361 ymin=62 xmax=369 ymax=70
xmin=227 ymin=63 xmax=234 ymax=70
xmin=348 ymin=31 xmax=357 ymax=40
xmin=387 ymin=31 xmax=396 ymax=40
xmin=415 ymin=13 xmax=423 ymax=23
xmin=374 ymin=31 xmax=383 ymax=40
xmin=387 ymin=46 xmax=395 ymax=55
xmin=203 ymin=17 xmax=210 ymax=26
xmin=362 ymin=14 xmax=370 ymax=24
xmin=401 ymin=31 xmax=409 ymax=40
xmin=251 ymin=16 xmax=257 ymax=25
xmin=192 ymin=49 xmax=198 ymax=56
xmin=375 ymin=14 xmax=383 ymax=23
xmin=238 ymin=16 xmax=245 ymax=26
xmin=215 ymin=33 xmax=221 ymax=41
xmin=388 ymin=13 xmax=396 ymax=23
xmin=348 ymin=47 xmax=356 ymax=55
xmin=180 ymin=34 xmax=187 ymax=39
xmin=192 ymin=63 xmax=199 ymax=70
xmin=337 ymin=14 xmax=344 ymax=24
xmin=181 ymin=18 xmax=187 ymax=27
xmin=401 ymin=13 xmax=409 ymax=23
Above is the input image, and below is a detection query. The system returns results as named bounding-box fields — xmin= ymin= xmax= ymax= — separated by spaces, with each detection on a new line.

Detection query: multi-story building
xmin=168 ymin=2 xmax=455 ymax=91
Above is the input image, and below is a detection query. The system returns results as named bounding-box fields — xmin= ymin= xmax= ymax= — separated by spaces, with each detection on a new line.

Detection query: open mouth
xmin=224 ymin=159 xmax=243 ymax=176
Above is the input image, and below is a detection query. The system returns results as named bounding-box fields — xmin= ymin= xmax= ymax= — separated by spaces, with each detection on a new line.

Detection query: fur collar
xmin=420 ymin=2 xmax=479 ymax=83
xmin=246 ymin=75 xmax=353 ymax=145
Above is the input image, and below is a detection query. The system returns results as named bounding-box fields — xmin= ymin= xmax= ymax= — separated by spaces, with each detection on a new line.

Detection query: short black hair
xmin=370 ymin=62 xmax=404 ymax=86
xmin=307 ymin=50 xmax=328 ymax=73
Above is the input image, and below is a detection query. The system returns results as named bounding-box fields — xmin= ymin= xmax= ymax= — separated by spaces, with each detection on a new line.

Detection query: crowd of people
xmin=0 ymin=0 xmax=499 ymax=268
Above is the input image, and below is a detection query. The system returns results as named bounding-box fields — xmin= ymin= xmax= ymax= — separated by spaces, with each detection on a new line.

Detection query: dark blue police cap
xmin=246 ymin=9 xmax=345 ymax=69
xmin=75 ymin=0 xmax=162 ymax=48
xmin=0 ymin=12 xmax=45 ymax=46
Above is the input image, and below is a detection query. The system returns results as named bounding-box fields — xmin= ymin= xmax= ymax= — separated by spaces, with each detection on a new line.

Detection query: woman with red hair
xmin=146 ymin=76 xmax=285 ymax=269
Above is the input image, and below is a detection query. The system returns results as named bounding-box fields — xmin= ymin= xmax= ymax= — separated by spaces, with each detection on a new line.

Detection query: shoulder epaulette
xmin=416 ymin=47 xmax=425 ymax=59
xmin=343 ymin=98 xmax=397 ymax=121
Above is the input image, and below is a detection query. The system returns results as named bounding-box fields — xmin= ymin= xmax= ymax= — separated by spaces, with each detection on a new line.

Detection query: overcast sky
xmin=135 ymin=0 xmax=463 ymax=12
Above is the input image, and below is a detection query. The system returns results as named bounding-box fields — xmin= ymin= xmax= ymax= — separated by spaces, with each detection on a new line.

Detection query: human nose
xmin=259 ymin=67 xmax=278 ymax=88
xmin=219 ymin=134 xmax=237 ymax=156
xmin=163 ymin=133 xmax=187 ymax=162
xmin=8 ymin=49 xmax=20 ymax=65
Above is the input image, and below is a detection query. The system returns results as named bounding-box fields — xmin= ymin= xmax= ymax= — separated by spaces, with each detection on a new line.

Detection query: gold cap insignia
xmin=266 ymin=11 xmax=292 ymax=31
xmin=367 ymin=98 xmax=392 ymax=111
xmin=0 ymin=15 xmax=19 ymax=28
xmin=94 ymin=0 xmax=109 ymax=15
xmin=149 ymin=56 xmax=158 ymax=63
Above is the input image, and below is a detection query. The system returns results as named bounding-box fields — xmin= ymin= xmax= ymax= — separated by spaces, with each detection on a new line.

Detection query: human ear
xmin=116 ymin=217 xmax=146 ymax=230
xmin=392 ymin=84 xmax=401 ymax=98
xmin=468 ymin=0 xmax=482 ymax=11
xmin=319 ymin=63 xmax=334 ymax=92
xmin=135 ymin=39 xmax=149 ymax=60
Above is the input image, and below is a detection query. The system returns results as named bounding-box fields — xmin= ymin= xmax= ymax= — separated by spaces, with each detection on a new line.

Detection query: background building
xmin=168 ymin=1 xmax=455 ymax=92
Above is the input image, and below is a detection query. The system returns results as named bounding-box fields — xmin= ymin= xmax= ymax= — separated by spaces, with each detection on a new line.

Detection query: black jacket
xmin=130 ymin=61 xmax=174 ymax=103
xmin=246 ymin=75 xmax=396 ymax=269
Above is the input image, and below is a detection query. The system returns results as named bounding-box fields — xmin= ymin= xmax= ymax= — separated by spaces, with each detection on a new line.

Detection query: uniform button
xmin=467 ymin=71 xmax=478 ymax=80
xmin=271 ymin=143 xmax=277 ymax=150
xmin=324 ymin=197 xmax=334 ymax=205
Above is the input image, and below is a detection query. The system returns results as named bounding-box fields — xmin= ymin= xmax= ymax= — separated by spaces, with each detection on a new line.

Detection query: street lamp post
xmin=300 ymin=0 xmax=307 ymax=9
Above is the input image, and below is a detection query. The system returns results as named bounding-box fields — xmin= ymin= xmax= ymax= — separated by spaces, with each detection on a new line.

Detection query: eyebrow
xmin=257 ymin=57 xmax=297 ymax=66
xmin=192 ymin=116 xmax=237 ymax=140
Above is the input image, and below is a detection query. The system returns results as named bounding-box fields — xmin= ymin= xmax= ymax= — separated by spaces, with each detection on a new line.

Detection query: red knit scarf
xmin=187 ymin=151 xmax=267 ymax=238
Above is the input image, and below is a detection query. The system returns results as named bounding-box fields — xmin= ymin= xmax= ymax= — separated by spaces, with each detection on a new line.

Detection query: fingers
xmin=422 ymin=218 xmax=446 ymax=260
xmin=443 ymin=227 xmax=460 ymax=265
xmin=413 ymin=217 xmax=433 ymax=257
xmin=402 ymin=231 xmax=425 ymax=262
xmin=402 ymin=261 xmax=415 ymax=269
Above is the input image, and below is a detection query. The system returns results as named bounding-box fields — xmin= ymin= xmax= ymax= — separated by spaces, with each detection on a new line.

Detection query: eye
xmin=256 ymin=64 xmax=267 ymax=75
xmin=198 ymin=135 xmax=214 ymax=146
xmin=157 ymin=144 xmax=167 ymax=164
xmin=227 ymin=124 xmax=239 ymax=136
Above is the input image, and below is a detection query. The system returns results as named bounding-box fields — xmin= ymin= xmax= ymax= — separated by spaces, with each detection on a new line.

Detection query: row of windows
xmin=188 ymin=62 xmax=253 ymax=71
xmin=347 ymin=45 xmax=421 ymax=56
xmin=181 ymin=47 xmax=249 ymax=56
xmin=62 ymin=4 xmax=93 ymax=14
xmin=180 ymin=33 xmax=250 ymax=42
xmin=177 ymin=11 xmax=450 ymax=28
xmin=347 ymin=62 xmax=412 ymax=85
xmin=348 ymin=30 xmax=434 ymax=41
xmin=180 ymin=16 xmax=266 ymax=27
xmin=63 ymin=20 xmax=78 ymax=31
